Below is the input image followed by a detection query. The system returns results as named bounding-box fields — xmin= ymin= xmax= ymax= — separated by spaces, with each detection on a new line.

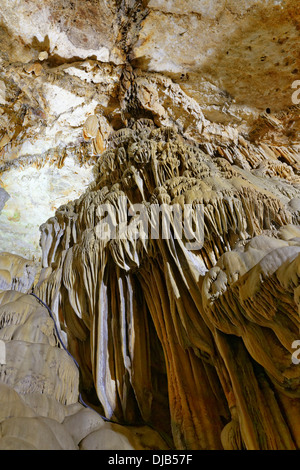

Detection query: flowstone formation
xmin=0 ymin=253 xmax=169 ymax=450
xmin=1 ymin=0 xmax=300 ymax=260
xmin=0 ymin=0 xmax=299 ymax=452
xmin=34 ymin=121 xmax=300 ymax=450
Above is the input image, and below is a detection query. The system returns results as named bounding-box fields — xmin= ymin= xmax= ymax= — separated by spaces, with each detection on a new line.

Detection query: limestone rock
xmin=34 ymin=121 xmax=300 ymax=449
xmin=0 ymin=0 xmax=299 ymax=452
xmin=0 ymin=1 xmax=299 ymax=259
xmin=0 ymin=188 xmax=9 ymax=213
xmin=0 ymin=253 xmax=37 ymax=292
xmin=79 ymin=427 xmax=135 ymax=451
xmin=0 ymin=266 xmax=171 ymax=449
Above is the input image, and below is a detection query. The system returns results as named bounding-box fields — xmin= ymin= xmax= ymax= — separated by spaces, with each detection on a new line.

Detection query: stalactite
xmin=34 ymin=120 xmax=300 ymax=449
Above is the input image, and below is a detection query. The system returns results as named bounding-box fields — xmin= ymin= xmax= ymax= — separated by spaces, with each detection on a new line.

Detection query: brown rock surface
xmin=0 ymin=0 xmax=299 ymax=451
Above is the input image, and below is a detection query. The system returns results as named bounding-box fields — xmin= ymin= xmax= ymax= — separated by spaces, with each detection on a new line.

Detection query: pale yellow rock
xmin=0 ymin=253 xmax=36 ymax=293
xmin=83 ymin=115 xmax=99 ymax=141
xmin=35 ymin=121 xmax=300 ymax=450
xmin=0 ymin=417 xmax=72 ymax=450
xmin=0 ymin=0 xmax=299 ymax=452
xmin=38 ymin=51 xmax=48 ymax=62
xmin=0 ymin=383 xmax=37 ymax=422
xmin=1 ymin=340 xmax=79 ymax=405
xmin=63 ymin=407 xmax=105 ymax=445
xmin=38 ymin=417 xmax=78 ymax=450
xmin=79 ymin=427 xmax=135 ymax=451
xmin=20 ymin=393 xmax=67 ymax=423
xmin=0 ymin=436 xmax=37 ymax=450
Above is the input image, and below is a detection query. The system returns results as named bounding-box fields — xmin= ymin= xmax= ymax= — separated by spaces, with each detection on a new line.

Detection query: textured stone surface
xmin=34 ymin=122 xmax=300 ymax=449
xmin=0 ymin=0 xmax=299 ymax=259
xmin=0 ymin=252 xmax=37 ymax=292
xmin=0 ymin=0 xmax=299 ymax=451
xmin=0 ymin=262 xmax=169 ymax=450
xmin=0 ymin=188 xmax=9 ymax=212
xmin=0 ymin=158 xmax=94 ymax=259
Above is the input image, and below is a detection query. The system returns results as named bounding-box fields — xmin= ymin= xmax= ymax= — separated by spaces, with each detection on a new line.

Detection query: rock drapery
xmin=0 ymin=257 xmax=169 ymax=450
xmin=0 ymin=0 xmax=300 ymax=260
xmin=0 ymin=0 xmax=299 ymax=451
xmin=35 ymin=122 xmax=300 ymax=450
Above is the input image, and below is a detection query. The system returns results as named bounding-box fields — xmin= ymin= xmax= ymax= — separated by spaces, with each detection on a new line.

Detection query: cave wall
xmin=0 ymin=0 xmax=299 ymax=451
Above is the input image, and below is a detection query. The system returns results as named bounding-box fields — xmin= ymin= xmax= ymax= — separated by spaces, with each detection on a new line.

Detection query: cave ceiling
xmin=0 ymin=0 xmax=299 ymax=259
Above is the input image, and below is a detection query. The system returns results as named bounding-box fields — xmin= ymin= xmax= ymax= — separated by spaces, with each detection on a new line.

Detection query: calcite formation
xmin=34 ymin=122 xmax=300 ymax=450
xmin=0 ymin=0 xmax=299 ymax=259
xmin=0 ymin=0 xmax=299 ymax=451
xmin=0 ymin=260 xmax=169 ymax=450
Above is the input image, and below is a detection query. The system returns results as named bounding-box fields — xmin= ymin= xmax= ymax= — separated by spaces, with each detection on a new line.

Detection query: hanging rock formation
xmin=34 ymin=121 xmax=300 ymax=450
xmin=0 ymin=0 xmax=299 ymax=451
xmin=0 ymin=260 xmax=170 ymax=450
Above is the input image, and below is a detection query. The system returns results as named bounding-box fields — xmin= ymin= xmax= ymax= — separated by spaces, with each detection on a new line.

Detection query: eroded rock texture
xmin=34 ymin=122 xmax=300 ymax=450
xmin=0 ymin=0 xmax=299 ymax=259
xmin=0 ymin=259 xmax=169 ymax=450
xmin=0 ymin=0 xmax=299 ymax=451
